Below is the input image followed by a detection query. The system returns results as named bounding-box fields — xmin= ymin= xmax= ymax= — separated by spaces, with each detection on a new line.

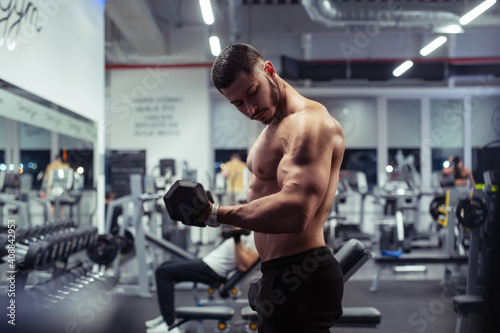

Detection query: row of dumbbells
xmin=0 ymin=221 xmax=98 ymax=270
xmin=22 ymin=261 xmax=119 ymax=312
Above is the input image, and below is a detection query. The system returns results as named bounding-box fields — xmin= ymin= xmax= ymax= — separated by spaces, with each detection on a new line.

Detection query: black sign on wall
xmin=108 ymin=150 xmax=146 ymax=198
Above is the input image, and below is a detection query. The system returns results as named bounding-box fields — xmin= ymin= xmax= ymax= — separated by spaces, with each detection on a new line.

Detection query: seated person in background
xmin=146 ymin=228 xmax=259 ymax=333
xmin=453 ymin=156 xmax=475 ymax=188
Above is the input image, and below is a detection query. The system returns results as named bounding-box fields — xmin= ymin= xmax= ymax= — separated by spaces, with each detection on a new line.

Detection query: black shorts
xmin=248 ymin=247 xmax=344 ymax=333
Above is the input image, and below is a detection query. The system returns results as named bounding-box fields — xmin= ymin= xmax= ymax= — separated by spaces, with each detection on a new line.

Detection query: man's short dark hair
xmin=211 ymin=43 xmax=264 ymax=92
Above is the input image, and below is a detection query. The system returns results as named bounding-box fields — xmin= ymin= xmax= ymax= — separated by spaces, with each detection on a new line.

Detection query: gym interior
xmin=0 ymin=1 xmax=499 ymax=332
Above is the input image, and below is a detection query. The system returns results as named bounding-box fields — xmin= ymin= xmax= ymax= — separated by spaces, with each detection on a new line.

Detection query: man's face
xmin=221 ymin=63 xmax=280 ymax=124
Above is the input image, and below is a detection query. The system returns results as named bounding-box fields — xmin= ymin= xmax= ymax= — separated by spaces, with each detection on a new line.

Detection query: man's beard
xmin=263 ymin=76 xmax=281 ymax=124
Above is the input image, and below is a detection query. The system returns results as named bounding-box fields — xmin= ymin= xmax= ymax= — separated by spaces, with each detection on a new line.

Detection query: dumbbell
xmin=0 ymin=233 xmax=44 ymax=269
xmin=221 ymin=227 xmax=251 ymax=239
xmin=163 ymin=180 xmax=215 ymax=227
xmin=110 ymin=227 xmax=135 ymax=255
xmin=86 ymin=233 xmax=120 ymax=266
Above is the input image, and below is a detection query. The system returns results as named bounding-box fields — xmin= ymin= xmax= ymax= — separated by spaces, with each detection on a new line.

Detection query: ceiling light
xmin=209 ymin=36 xmax=221 ymax=56
xmin=459 ymin=0 xmax=497 ymax=25
xmin=420 ymin=36 xmax=447 ymax=56
xmin=199 ymin=0 xmax=214 ymax=25
xmin=433 ymin=24 xmax=464 ymax=34
xmin=393 ymin=60 xmax=414 ymax=77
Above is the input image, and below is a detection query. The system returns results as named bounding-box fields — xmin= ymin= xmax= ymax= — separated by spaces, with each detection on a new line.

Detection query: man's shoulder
xmin=282 ymin=106 xmax=339 ymax=136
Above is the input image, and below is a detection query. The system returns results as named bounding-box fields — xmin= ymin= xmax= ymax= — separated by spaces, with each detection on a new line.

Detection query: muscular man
xmin=207 ymin=43 xmax=346 ymax=332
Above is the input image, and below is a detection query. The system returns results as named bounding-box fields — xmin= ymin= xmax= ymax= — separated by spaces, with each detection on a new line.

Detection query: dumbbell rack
xmin=0 ymin=220 xmax=99 ymax=290
xmin=0 ymin=220 xmax=117 ymax=331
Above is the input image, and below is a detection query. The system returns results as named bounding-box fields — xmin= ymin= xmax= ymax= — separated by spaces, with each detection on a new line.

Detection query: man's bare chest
xmin=248 ymin=130 xmax=283 ymax=181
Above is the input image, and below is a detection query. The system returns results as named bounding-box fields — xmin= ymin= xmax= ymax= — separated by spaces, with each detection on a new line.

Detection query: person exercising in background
xmin=146 ymin=229 xmax=259 ymax=333
xmin=221 ymin=153 xmax=248 ymax=204
xmin=453 ymin=156 xmax=475 ymax=188
xmin=41 ymin=154 xmax=70 ymax=217
xmin=207 ymin=43 xmax=345 ymax=332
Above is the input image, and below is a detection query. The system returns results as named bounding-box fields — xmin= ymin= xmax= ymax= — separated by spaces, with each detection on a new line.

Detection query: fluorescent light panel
xmin=420 ymin=36 xmax=447 ymax=56
xmin=200 ymin=0 xmax=214 ymax=25
xmin=459 ymin=0 xmax=497 ymax=25
xmin=393 ymin=60 xmax=414 ymax=77
xmin=209 ymin=36 xmax=221 ymax=56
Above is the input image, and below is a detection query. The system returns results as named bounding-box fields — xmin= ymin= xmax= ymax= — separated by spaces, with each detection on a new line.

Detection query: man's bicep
xmin=278 ymin=147 xmax=332 ymax=212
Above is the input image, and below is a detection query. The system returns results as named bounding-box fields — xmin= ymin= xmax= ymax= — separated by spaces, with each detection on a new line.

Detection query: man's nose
xmin=245 ymin=101 xmax=257 ymax=116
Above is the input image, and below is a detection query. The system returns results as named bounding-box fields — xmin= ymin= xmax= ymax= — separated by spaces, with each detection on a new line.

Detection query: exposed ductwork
xmin=105 ymin=0 xmax=168 ymax=57
xmin=228 ymin=0 xmax=243 ymax=43
xmin=301 ymin=0 xmax=463 ymax=31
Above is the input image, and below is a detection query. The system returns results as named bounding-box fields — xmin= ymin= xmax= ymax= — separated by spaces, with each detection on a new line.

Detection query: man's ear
xmin=264 ymin=61 xmax=275 ymax=76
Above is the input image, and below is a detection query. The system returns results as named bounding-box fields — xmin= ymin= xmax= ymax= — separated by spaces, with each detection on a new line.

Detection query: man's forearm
xmin=217 ymin=192 xmax=309 ymax=234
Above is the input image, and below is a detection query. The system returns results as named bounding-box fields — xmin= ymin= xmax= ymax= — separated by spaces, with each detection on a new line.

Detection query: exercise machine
xmin=328 ymin=170 xmax=373 ymax=251
xmin=90 ymin=174 xmax=203 ymax=297
xmin=453 ymin=170 xmax=497 ymax=333
xmin=375 ymin=170 xmax=440 ymax=253
xmin=0 ymin=171 xmax=51 ymax=229
xmin=370 ymin=183 xmax=486 ymax=292
xmin=46 ymin=168 xmax=85 ymax=224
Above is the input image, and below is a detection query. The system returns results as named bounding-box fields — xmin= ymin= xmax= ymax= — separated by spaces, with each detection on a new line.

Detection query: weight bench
xmin=370 ymin=253 xmax=469 ymax=292
xmin=169 ymin=260 xmax=261 ymax=332
xmin=196 ymin=258 xmax=261 ymax=306
xmin=172 ymin=306 xmax=235 ymax=333
xmin=241 ymin=239 xmax=381 ymax=330
xmin=453 ymin=294 xmax=486 ymax=333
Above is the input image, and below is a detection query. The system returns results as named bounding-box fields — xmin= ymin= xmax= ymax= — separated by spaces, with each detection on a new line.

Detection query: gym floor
xmin=7 ymin=254 xmax=480 ymax=333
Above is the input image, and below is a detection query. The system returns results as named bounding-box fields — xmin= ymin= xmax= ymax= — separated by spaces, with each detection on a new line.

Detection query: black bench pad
xmin=374 ymin=254 xmax=468 ymax=265
xmin=175 ymin=306 xmax=234 ymax=321
xmin=241 ymin=306 xmax=381 ymax=327
xmin=337 ymin=307 xmax=381 ymax=326
xmin=453 ymin=295 xmax=486 ymax=314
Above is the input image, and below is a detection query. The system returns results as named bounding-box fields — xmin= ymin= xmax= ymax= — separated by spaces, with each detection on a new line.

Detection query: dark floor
xmin=1 ymin=278 xmax=486 ymax=333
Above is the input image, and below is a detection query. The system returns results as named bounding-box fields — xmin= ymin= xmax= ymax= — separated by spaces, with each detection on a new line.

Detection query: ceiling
xmin=104 ymin=0 xmax=500 ymax=84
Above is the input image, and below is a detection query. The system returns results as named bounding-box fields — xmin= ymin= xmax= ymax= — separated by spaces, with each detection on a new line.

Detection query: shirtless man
xmin=207 ymin=43 xmax=345 ymax=332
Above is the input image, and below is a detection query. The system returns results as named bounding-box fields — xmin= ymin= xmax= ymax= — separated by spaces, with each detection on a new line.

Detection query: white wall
xmin=316 ymin=97 xmax=378 ymax=148
xmin=471 ymin=95 xmax=500 ymax=147
xmin=388 ymin=99 xmax=421 ymax=148
xmin=0 ymin=0 xmax=105 ymax=122
xmin=212 ymin=99 xmax=249 ymax=149
xmin=0 ymin=0 xmax=106 ymax=229
xmin=107 ymin=67 xmax=213 ymax=188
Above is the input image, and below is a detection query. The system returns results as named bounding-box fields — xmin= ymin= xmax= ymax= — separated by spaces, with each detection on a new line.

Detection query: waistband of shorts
xmin=261 ymin=246 xmax=333 ymax=272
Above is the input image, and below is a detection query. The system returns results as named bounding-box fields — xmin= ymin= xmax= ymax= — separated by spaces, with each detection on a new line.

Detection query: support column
xmin=420 ymin=97 xmax=432 ymax=193
xmin=377 ymin=96 xmax=388 ymax=187
xmin=463 ymin=96 xmax=472 ymax=170
xmin=51 ymin=131 xmax=59 ymax=160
